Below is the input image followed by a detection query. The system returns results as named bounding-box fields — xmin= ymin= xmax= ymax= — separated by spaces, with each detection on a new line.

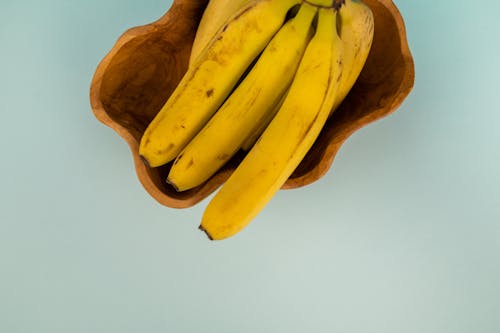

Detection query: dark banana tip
xmin=165 ymin=177 xmax=180 ymax=192
xmin=198 ymin=225 xmax=214 ymax=241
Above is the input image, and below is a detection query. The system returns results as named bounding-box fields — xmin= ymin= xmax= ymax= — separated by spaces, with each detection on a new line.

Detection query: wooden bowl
xmin=90 ymin=0 xmax=415 ymax=208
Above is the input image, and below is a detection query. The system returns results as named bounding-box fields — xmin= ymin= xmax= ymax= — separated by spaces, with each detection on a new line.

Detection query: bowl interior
xmin=93 ymin=0 xmax=414 ymax=206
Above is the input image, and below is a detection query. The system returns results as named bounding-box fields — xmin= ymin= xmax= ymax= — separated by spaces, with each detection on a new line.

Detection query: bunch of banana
xmin=139 ymin=0 xmax=374 ymax=240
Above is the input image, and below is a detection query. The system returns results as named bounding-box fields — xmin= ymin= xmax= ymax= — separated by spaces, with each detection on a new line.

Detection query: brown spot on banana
xmin=217 ymin=153 xmax=230 ymax=161
xmin=157 ymin=143 xmax=175 ymax=156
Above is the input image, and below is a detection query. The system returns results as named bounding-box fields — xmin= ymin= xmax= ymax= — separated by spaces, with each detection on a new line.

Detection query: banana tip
xmin=198 ymin=225 xmax=214 ymax=241
xmin=165 ymin=177 xmax=181 ymax=192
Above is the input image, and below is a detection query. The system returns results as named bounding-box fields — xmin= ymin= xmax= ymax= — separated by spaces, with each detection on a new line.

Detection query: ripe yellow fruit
xmin=140 ymin=0 xmax=300 ymax=167
xmin=168 ymin=3 xmax=317 ymax=191
xmin=200 ymin=8 xmax=345 ymax=240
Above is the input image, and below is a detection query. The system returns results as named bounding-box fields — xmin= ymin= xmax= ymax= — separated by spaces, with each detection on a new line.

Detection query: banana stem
xmin=332 ymin=0 xmax=346 ymax=10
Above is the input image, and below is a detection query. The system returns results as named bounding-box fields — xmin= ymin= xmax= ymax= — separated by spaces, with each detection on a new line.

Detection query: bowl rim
xmin=89 ymin=0 xmax=415 ymax=208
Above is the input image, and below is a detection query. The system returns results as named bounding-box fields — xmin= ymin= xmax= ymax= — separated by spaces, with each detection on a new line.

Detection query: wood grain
xmin=90 ymin=0 xmax=415 ymax=208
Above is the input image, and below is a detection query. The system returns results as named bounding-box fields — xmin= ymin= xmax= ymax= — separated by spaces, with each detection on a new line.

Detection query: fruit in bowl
xmin=90 ymin=0 xmax=414 ymax=240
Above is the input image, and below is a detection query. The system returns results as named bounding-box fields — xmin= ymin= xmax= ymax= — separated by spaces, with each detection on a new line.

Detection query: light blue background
xmin=1 ymin=0 xmax=499 ymax=332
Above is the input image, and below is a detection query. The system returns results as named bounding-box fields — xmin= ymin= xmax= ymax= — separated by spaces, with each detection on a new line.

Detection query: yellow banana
xmin=240 ymin=88 xmax=288 ymax=151
xmin=189 ymin=0 xmax=253 ymax=67
xmin=200 ymin=8 xmax=344 ymax=240
xmin=167 ymin=3 xmax=317 ymax=191
xmin=332 ymin=0 xmax=374 ymax=110
xmin=241 ymin=0 xmax=369 ymax=152
xmin=139 ymin=0 xmax=300 ymax=167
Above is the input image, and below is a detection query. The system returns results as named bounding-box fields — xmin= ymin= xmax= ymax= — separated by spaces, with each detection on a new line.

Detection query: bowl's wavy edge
xmin=90 ymin=1 xmax=208 ymax=208
xmin=282 ymin=0 xmax=415 ymax=190
xmin=90 ymin=0 xmax=415 ymax=209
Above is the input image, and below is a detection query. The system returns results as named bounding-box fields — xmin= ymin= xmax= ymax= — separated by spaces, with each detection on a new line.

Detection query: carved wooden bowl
xmin=90 ymin=0 xmax=414 ymax=208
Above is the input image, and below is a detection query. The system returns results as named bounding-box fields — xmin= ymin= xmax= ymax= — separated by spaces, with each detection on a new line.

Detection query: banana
xmin=139 ymin=0 xmax=300 ymax=167
xmin=332 ymin=0 xmax=374 ymax=110
xmin=240 ymin=88 xmax=288 ymax=151
xmin=242 ymin=0 xmax=374 ymax=151
xmin=167 ymin=3 xmax=317 ymax=191
xmin=200 ymin=8 xmax=344 ymax=240
xmin=241 ymin=0 xmax=374 ymax=151
xmin=189 ymin=0 xmax=253 ymax=67
xmin=243 ymin=0 xmax=374 ymax=150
